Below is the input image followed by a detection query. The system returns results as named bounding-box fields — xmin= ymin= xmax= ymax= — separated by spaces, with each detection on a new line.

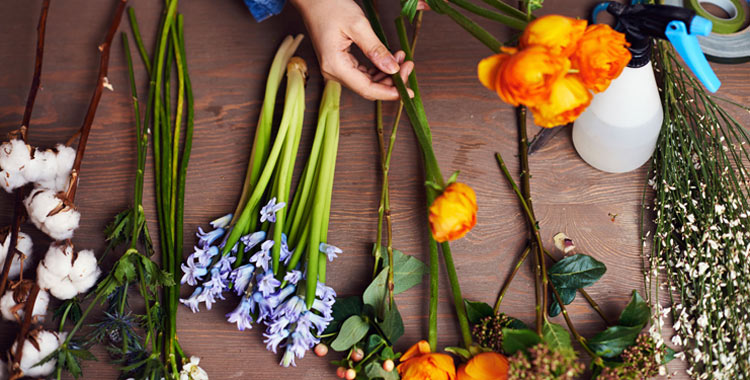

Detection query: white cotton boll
xmin=47 ymin=278 xmax=77 ymax=300
xmin=36 ymin=262 xmax=63 ymax=293
xmin=0 ymin=289 xmax=49 ymax=322
xmin=53 ymin=144 xmax=75 ymax=192
xmin=40 ymin=244 xmax=74 ymax=278
xmin=69 ymin=249 xmax=100 ymax=294
xmin=11 ymin=330 xmax=64 ymax=378
xmin=24 ymin=149 xmax=58 ymax=187
xmin=72 ymin=272 xmax=98 ymax=294
xmin=0 ymin=232 xmax=33 ymax=279
xmin=42 ymin=208 xmax=80 ymax=241
xmin=24 ymin=188 xmax=58 ymax=230
xmin=0 ymin=139 xmax=32 ymax=192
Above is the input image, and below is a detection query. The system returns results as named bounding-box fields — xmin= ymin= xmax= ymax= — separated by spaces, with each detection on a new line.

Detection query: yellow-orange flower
xmin=520 ymin=15 xmax=587 ymax=57
xmin=530 ymin=74 xmax=592 ymax=128
xmin=398 ymin=340 xmax=456 ymax=380
xmin=478 ymin=46 xmax=570 ymax=107
xmin=428 ymin=182 xmax=477 ymax=243
xmin=457 ymin=352 xmax=509 ymax=380
xmin=571 ymin=24 xmax=631 ymax=93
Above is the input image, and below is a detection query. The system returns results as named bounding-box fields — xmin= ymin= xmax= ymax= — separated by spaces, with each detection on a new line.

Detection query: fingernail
xmin=384 ymin=56 xmax=399 ymax=74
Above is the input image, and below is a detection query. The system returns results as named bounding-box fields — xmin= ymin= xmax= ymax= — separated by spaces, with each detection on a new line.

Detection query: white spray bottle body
xmin=572 ymin=62 xmax=663 ymax=173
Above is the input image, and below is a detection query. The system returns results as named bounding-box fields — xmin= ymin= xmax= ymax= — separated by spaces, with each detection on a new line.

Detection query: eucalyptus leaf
xmin=325 ymin=296 xmax=363 ymax=334
xmin=365 ymin=361 xmax=400 ymax=380
xmin=548 ymin=287 xmax=576 ymax=317
xmin=378 ymin=303 xmax=405 ymax=343
xmin=363 ymin=269 xmax=388 ymax=317
xmin=366 ymin=334 xmax=386 ymax=354
xmin=588 ymin=325 xmax=643 ymax=358
xmin=502 ymin=328 xmax=542 ymax=355
xmin=664 ymin=346 xmax=677 ymax=364
xmin=331 ymin=315 xmax=370 ymax=352
xmin=391 ymin=250 xmax=427 ymax=294
xmin=547 ymin=254 xmax=606 ymax=290
xmin=464 ymin=299 xmax=494 ymax=324
xmin=618 ymin=290 xmax=649 ymax=328
xmin=542 ymin=321 xmax=572 ymax=351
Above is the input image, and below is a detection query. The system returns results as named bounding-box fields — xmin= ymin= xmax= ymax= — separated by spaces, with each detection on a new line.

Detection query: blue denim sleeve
xmin=243 ymin=0 xmax=287 ymax=22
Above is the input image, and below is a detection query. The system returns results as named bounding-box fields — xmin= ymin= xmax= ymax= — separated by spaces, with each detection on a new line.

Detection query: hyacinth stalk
xmin=646 ymin=41 xmax=750 ymax=377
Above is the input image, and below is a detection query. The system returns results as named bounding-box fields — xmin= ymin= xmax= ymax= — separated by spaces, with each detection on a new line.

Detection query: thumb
xmin=348 ymin=22 xmax=400 ymax=75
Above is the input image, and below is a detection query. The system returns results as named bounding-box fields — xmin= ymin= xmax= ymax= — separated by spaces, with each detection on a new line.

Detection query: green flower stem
xmin=62 ymin=292 xmax=105 ymax=348
xmin=169 ymin=18 xmax=185 ymax=241
xmin=478 ymin=0 xmax=531 ymax=22
xmin=440 ymin=241 xmax=473 ymax=349
xmin=428 ymin=233 xmax=439 ymax=351
xmin=494 ymin=244 xmax=531 ymax=313
xmin=222 ymin=63 xmax=305 ymax=257
xmin=235 ymin=35 xmax=304 ymax=220
xmin=448 ymin=0 xmax=529 ymax=31
xmin=428 ymin=1 xmax=502 ymax=53
xmin=374 ymin=101 xmax=385 ymax=277
xmin=306 ymin=81 xmax=341 ymax=305
xmin=549 ymin=283 xmax=604 ymax=367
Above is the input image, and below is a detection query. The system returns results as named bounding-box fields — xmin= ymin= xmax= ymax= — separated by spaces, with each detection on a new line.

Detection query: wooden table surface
xmin=1 ymin=0 xmax=749 ymax=378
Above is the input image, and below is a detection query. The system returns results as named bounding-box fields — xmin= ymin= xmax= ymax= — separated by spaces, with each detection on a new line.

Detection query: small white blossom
xmin=179 ymin=356 xmax=208 ymax=380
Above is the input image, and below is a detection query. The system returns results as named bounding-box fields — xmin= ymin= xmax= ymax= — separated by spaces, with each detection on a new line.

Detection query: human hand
xmin=291 ymin=0 xmax=416 ymax=101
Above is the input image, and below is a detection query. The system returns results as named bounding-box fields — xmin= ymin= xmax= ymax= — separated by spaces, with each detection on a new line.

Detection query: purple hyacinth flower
xmin=263 ymin=328 xmax=290 ymax=354
xmin=249 ymin=241 xmax=273 ymax=272
xmin=210 ymin=213 xmax=233 ymax=229
xmin=229 ymin=264 xmax=256 ymax=296
xmin=216 ymin=255 xmax=237 ymax=276
xmin=277 ymin=295 xmax=306 ymax=320
xmin=280 ymin=349 xmax=296 ymax=367
xmin=316 ymin=281 xmax=337 ymax=302
xmin=319 ymin=243 xmax=342 ymax=262
xmin=190 ymin=245 xmax=219 ymax=267
xmin=253 ymin=292 xmax=273 ymax=323
xmin=226 ymin=295 xmax=255 ymax=331
xmin=179 ymin=287 xmax=204 ymax=313
xmin=266 ymin=315 xmax=292 ymax=335
xmin=283 ymin=270 xmax=302 ymax=286
xmin=280 ymin=234 xmax=293 ymax=262
xmin=257 ymin=271 xmax=281 ymax=298
xmin=312 ymin=299 xmax=333 ymax=319
xmin=180 ymin=259 xmax=208 ymax=286
xmin=303 ymin=311 xmax=332 ymax=334
xmin=241 ymin=231 xmax=266 ymax=252
xmin=196 ymin=226 xmax=225 ymax=248
xmin=260 ymin=197 xmax=286 ymax=223
xmin=200 ymin=286 xmax=219 ymax=310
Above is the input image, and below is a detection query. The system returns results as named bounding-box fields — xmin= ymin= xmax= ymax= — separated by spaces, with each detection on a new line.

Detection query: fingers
xmin=417 ymin=0 xmax=431 ymax=10
xmin=347 ymin=21 xmax=400 ymax=75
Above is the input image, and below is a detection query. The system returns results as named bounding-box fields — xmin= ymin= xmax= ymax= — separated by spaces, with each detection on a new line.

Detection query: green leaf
xmin=69 ymin=348 xmax=97 ymax=361
xmin=331 ymin=315 xmax=370 ymax=352
xmin=378 ymin=248 xmax=428 ymax=295
xmin=65 ymin=350 xmax=83 ymax=378
xmin=548 ymin=287 xmax=576 ymax=317
xmin=618 ymin=290 xmax=649 ymax=328
xmin=114 ymin=257 xmax=136 ymax=284
xmin=588 ymin=325 xmax=643 ymax=358
xmin=447 ymin=170 xmax=460 ymax=185
xmin=444 ymin=346 xmax=472 ymax=360
xmin=542 ymin=321 xmax=572 ymax=351
xmin=325 ymin=296 xmax=364 ymax=335
xmin=502 ymin=328 xmax=542 ymax=355
xmin=366 ymin=334 xmax=386 ymax=354
xmin=506 ymin=317 xmax=529 ymax=330
xmin=378 ymin=304 xmax=404 ymax=343
xmin=663 ymin=346 xmax=676 ymax=364
xmin=363 ymin=269 xmax=388 ymax=317
xmin=464 ymin=299 xmax=494 ymax=324
xmin=365 ymin=360 xmax=400 ymax=380
xmin=547 ymin=254 xmax=607 ymax=290
xmin=379 ymin=346 xmax=400 ymax=361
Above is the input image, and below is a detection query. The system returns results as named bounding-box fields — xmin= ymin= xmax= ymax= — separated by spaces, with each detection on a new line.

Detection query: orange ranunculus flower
xmin=570 ymin=24 xmax=631 ymax=93
xmin=478 ymin=45 xmax=570 ymax=107
xmin=398 ymin=340 xmax=456 ymax=380
xmin=520 ymin=15 xmax=587 ymax=57
xmin=457 ymin=352 xmax=509 ymax=380
xmin=530 ymin=74 xmax=592 ymax=128
xmin=428 ymin=182 xmax=477 ymax=243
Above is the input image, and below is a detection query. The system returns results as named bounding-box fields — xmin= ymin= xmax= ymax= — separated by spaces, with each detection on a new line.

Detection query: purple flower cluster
xmin=179 ymin=200 xmax=341 ymax=367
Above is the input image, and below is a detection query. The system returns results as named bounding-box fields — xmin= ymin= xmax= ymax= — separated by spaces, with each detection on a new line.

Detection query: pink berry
xmin=345 ymin=368 xmax=357 ymax=380
xmin=336 ymin=367 xmax=347 ymax=378
xmin=314 ymin=343 xmax=328 ymax=357
xmin=383 ymin=359 xmax=395 ymax=372
xmin=351 ymin=348 xmax=364 ymax=362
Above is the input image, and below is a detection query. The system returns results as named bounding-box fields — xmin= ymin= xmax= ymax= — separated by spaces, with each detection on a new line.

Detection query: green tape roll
xmin=687 ymin=0 xmax=746 ymax=34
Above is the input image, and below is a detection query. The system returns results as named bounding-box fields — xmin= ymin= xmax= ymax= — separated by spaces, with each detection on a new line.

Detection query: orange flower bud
xmin=571 ymin=24 xmax=631 ymax=93
xmin=520 ymin=15 xmax=587 ymax=57
xmin=428 ymin=182 xmax=477 ymax=243
xmin=457 ymin=352 xmax=509 ymax=380
xmin=530 ymin=74 xmax=592 ymax=128
xmin=478 ymin=46 xmax=570 ymax=108
xmin=398 ymin=341 xmax=456 ymax=380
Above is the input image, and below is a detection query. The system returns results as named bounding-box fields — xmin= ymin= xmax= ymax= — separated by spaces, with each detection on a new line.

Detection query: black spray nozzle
xmin=596 ymin=3 xmax=696 ymax=67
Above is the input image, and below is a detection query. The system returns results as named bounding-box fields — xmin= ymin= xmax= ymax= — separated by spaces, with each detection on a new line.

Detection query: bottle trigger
xmin=664 ymin=18 xmax=721 ymax=92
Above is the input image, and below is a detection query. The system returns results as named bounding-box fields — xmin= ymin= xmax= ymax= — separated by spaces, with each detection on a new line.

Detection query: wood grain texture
xmin=1 ymin=0 xmax=749 ymax=378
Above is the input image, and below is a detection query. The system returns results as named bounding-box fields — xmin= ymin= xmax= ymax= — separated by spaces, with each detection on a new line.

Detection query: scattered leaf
xmin=445 ymin=346 xmax=472 ymax=360
xmin=464 ymin=299 xmax=494 ymax=324
xmin=547 ymin=254 xmax=607 ymax=290
xmin=365 ymin=360 xmax=400 ymax=380
xmin=548 ymin=287 xmax=576 ymax=317
xmin=588 ymin=325 xmax=643 ymax=358
xmin=502 ymin=328 xmax=542 ymax=355
xmin=331 ymin=315 xmax=370 ymax=352
xmin=325 ymin=296 xmax=363 ymax=335
xmin=378 ymin=303 xmax=404 ymax=343
xmin=542 ymin=321 xmax=572 ymax=351
xmin=618 ymin=290 xmax=649 ymax=328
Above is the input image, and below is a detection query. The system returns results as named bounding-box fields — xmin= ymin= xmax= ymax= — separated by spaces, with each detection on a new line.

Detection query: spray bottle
xmin=572 ymin=2 xmax=721 ymax=173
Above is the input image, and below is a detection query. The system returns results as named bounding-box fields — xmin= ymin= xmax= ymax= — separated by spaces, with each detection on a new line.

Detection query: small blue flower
xmin=196 ymin=226 xmax=225 ymax=248
xmin=266 ymin=315 xmax=292 ymax=335
xmin=283 ymin=270 xmax=302 ymax=285
xmin=257 ymin=271 xmax=281 ymax=297
xmin=241 ymin=231 xmax=267 ymax=252
xmin=277 ymin=295 xmax=306 ymax=320
xmin=249 ymin=241 xmax=273 ymax=272
xmin=280 ymin=234 xmax=293 ymax=263
xmin=316 ymin=281 xmax=337 ymax=303
xmin=226 ymin=295 xmax=255 ymax=331
xmin=303 ymin=310 xmax=332 ymax=335
xmin=280 ymin=349 xmax=296 ymax=367
xmin=200 ymin=286 xmax=219 ymax=310
xmin=216 ymin=255 xmax=237 ymax=276
xmin=210 ymin=213 xmax=233 ymax=229
xmin=180 ymin=259 xmax=208 ymax=286
xmin=190 ymin=245 xmax=219 ymax=267
xmin=312 ymin=298 xmax=333 ymax=319
xmin=264 ymin=328 xmax=289 ymax=354
xmin=229 ymin=264 xmax=256 ymax=296
xmin=319 ymin=243 xmax=342 ymax=262
xmin=260 ymin=197 xmax=286 ymax=223
xmin=253 ymin=292 xmax=274 ymax=323
xmin=179 ymin=287 xmax=204 ymax=313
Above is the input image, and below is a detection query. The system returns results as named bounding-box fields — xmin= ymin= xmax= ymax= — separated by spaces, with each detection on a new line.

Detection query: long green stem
xmin=448 ymin=0 xmax=528 ymax=30
xmin=550 ymin=283 xmax=604 ymax=367
xmin=494 ymin=244 xmax=531 ymax=313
